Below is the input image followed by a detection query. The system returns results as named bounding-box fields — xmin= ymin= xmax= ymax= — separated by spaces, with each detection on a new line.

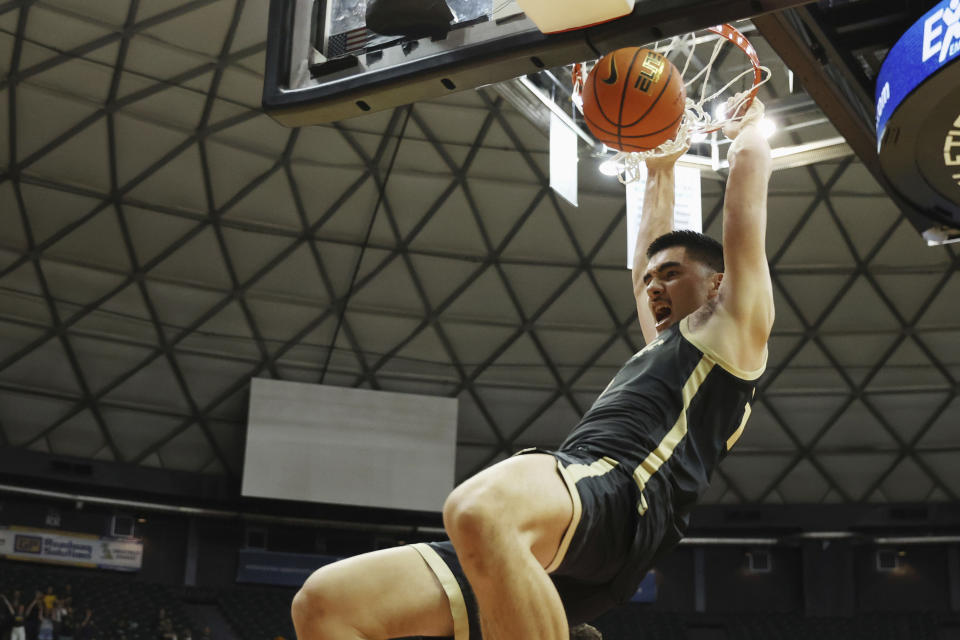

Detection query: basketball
xmin=582 ymin=48 xmax=686 ymax=152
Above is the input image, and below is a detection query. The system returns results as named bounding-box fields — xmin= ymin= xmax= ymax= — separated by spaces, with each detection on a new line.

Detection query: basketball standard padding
xmin=582 ymin=48 xmax=686 ymax=152
xmin=516 ymin=0 xmax=635 ymax=33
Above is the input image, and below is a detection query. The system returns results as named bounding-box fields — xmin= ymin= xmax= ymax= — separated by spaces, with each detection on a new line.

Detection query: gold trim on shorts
xmin=726 ymin=400 xmax=752 ymax=450
xmin=411 ymin=543 xmax=469 ymax=640
xmin=545 ymin=456 xmax=619 ymax=573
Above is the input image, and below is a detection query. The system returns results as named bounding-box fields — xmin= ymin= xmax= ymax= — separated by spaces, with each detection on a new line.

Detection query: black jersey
xmin=560 ymin=315 xmax=765 ymax=524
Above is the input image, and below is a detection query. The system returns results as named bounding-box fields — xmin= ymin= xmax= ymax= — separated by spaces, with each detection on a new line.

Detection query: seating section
xmin=593 ymin=607 xmax=687 ymax=640
xmin=0 ymin=559 xmax=194 ymax=640
xmin=588 ymin=608 xmax=948 ymax=640
xmin=3 ymin=558 xmax=953 ymax=640
xmin=725 ymin=612 xmax=939 ymax=640
xmin=218 ymin=586 xmax=296 ymax=640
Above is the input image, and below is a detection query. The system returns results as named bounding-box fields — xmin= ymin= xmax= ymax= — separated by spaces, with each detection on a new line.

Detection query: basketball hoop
xmin=572 ymin=23 xmax=771 ymax=183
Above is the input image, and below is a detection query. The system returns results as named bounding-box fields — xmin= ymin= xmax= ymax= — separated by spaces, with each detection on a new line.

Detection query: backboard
xmin=262 ymin=0 xmax=810 ymax=126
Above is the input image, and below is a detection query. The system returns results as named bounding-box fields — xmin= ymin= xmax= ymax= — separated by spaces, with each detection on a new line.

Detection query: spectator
xmin=570 ymin=624 xmax=603 ymax=640
xmin=114 ymin=618 xmax=128 ymax=640
xmin=76 ymin=609 xmax=94 ymax=640
xmin=9 ymin=604 xmax=26 ymax=640
xmin=24 ymin=593 xmax=43 ymax=640
xmin=1 ymin=592 xmax=19 ymax=640
xmin=157 ymin=616 xmax=175 ymax=640
xmin=50 ymin=599 xmax=66 ymax=635
xmin=57 ymin=607 xmax=75 ymax=640
xmin=41 ymin=590 xmax=56 ymax=617
xmin=2 ymin=592 xmax=38 ymax=640
xmin=154 ymin=610 xmax=166 ymax=640
xmin=37 ymin=610 xmax=54 ymax=640
xmin=0 ymin=597 xmax=11 ymax=640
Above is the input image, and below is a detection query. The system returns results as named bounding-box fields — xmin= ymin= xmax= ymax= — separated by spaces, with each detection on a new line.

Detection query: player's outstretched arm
xmin=633 ymin=145 xmax=688 ymax=344
xmin=718 ymin=98 xmax=775 ymax=356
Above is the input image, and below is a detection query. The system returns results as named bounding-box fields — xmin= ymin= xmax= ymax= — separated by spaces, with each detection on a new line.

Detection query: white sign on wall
xmin=0 ymin=525 xmax=143 ymax=571
xmin=242 ymin=378 xmax=459 ymax=512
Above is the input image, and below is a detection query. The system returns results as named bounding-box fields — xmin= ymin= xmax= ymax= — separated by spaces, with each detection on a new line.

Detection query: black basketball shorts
xmin=411 ymin=447 xmax=675 ymax=640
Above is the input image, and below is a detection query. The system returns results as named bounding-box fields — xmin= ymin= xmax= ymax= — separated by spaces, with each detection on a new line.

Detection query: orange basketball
xmin=582 ymin=48 xmax=686 ymax=152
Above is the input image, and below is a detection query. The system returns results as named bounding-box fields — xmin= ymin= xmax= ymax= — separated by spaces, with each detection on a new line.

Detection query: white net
xmin=574 ymin=24 xmax=772 ymax=184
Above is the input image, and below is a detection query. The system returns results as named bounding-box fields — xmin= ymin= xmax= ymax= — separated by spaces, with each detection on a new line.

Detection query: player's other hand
xmin=644 ymin=141 xmax=690 ymax=171
xmin=722 ymin=95 xmax=765 ymax=140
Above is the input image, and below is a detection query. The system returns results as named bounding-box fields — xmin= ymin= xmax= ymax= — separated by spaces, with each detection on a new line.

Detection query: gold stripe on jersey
xmin=411 ymin=543 xmax=469 ymax=640
xmin=632 ymin=356 xmax=714 ymax=513
xmin=726 ymin=402 xmax=752 ymax=451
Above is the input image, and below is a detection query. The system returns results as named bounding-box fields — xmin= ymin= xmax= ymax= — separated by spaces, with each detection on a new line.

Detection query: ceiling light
xmin=690 ymin=131 xmax=708 ymax=143
xmin=759 ymin=117 xmax=776 ymax=138
xmin=599 ymin=158 xmax=621 ymax=176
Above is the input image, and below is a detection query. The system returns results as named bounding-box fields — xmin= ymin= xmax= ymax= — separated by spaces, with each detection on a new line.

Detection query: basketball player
xmin=291 ymin=97 xmax=773 ymax=639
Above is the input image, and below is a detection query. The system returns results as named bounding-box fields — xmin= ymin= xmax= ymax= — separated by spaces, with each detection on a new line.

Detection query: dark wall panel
xmin=195 ymin=519 xmax=243 ymax=588
xmin=138 ymin=515 xmax=188 ymax=585
xmin=803 ymin=540 xmax=855 ymax=617
xmin=652 ymin=547 xmax=696 ymax=611
xmin=857 ymin=545 xmax=950 ymax=613
xmin=703 ymin=547 xmax=802 ymax=613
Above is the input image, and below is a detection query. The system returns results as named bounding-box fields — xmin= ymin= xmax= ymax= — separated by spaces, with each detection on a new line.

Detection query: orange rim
xmin=702 ymin=23 xmax=763 ymax=130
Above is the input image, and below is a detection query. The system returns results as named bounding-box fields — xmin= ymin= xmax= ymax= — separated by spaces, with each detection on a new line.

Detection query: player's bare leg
xmin=443 ymin=453 xmax=575 ymax=640
xmin=291 ymin=545 xmax=453 ymax=640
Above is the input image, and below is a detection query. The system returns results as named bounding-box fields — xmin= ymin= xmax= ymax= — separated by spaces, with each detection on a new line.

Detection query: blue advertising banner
xmin=876 ymin=0 xmax=960 ymax=149
xmin=236 ymin=549 xmax=341 ymax=587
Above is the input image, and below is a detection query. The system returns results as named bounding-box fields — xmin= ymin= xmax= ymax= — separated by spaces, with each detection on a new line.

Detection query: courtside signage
xmin=0 ymin=524 xmax=143 ymax=571
xmin=876 ymin=0 xmax=960 ymax=149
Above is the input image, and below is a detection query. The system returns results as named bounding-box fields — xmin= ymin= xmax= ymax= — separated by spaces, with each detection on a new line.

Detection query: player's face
xmin=642 ymin=246 xmax=721 ymax=333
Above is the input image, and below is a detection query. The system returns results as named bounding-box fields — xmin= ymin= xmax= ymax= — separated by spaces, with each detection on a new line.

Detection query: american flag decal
xmin=325 ymin=26 xmax=400 ymax=59
xmin=326 ymin=26 xmax=372 ymax=58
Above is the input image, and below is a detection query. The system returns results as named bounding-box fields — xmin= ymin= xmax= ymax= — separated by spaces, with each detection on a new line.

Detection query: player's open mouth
xmin=653 ymin=304 xmax=672 ymax=328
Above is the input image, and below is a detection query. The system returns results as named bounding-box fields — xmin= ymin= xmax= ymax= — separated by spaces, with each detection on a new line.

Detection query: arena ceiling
xmin=0 ymin=0 xmax=958 ymax=509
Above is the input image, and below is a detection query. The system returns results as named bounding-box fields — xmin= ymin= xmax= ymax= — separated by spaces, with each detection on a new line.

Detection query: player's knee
xmin=290 ymin=586 xmax=313 ymax=630
xmin=443 ymin=480 xmax=506 ymax=547
xmin=291 ymin=580 xmax=329 ymax=636
xmin=292 ymin=569 xmax=362 ymax=640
